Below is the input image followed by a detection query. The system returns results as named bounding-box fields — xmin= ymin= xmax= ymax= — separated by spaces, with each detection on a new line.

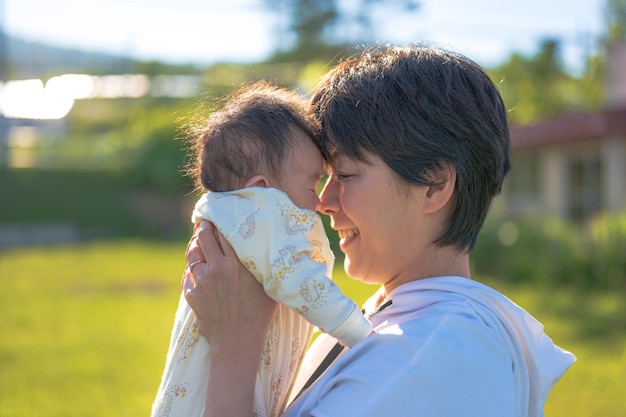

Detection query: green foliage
xmin=133 ymin=60 xmax=202 ymax=76
xmin=605 ymin=0 xmax=626 ymax=42
xmin=0 ymin=168 xmax=142 ymax=235
xmin=473 ymin=212 xmax=626 ymax=290
xmin=0 ymin=241 xmax=623 ymax=417
xmin=0 ymin=168 xmax=195 ymax=239
xmin=128 ymin=124 xmax=192 ymax=192
xmin=25 ymin=96 xmax=198 ymax=172
xmin=18 ymin=94 xmax=208 ymax=192
xmin=201 ymin=60 xmax=330 ymax=92
xmin=263 ymin=0 xmax=420 ymax=58
xmin=488 ymin=39 xmax=605 ymax=125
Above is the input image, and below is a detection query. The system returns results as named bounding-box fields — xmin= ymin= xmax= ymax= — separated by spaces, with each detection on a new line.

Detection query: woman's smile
xmin=338 ymin=228 xmax=359 ymax=247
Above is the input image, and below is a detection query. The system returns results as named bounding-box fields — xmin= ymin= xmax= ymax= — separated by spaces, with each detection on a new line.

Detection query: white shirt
xmin=285 ymin=276 xmax=576 ymax=417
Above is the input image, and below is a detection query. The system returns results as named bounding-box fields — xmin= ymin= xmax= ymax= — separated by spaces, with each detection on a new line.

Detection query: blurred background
xmin=0 ymin=0 xmax=624 ymax=416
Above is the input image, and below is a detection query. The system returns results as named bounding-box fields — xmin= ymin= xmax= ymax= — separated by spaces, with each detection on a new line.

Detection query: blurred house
xmin=504 ymin=42 xmax=626 ymax=221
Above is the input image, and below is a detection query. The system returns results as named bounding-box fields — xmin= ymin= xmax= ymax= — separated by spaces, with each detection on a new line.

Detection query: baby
xmin=151 ymin=81 xmax=372 ymax=417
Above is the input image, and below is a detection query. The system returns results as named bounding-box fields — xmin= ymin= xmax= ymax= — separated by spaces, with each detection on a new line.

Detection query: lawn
xmin=0 ymin=240 xmax=623 ymax=416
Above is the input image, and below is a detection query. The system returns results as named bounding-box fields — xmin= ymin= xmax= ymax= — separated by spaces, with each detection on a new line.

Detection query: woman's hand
xmin=183 ymin=220 xmax=278 ymax=347
xmin=182 ymin=221 xmax=278 ymax=417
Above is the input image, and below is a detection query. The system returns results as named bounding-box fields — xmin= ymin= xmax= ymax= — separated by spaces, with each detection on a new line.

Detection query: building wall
xmin=541 ymin=150 xmax=568 ymax=218
xmin=602 ymin=136 xmax=626 ymax=211
xmin=506 ymin=135 xmax=626 ymax=221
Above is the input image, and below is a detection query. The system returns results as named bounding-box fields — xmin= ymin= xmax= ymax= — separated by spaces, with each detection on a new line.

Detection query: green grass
xmin=0 ymin=240 xmax=624 ymax=416
xmin=0 ymin=240 xmax=187 ymax=417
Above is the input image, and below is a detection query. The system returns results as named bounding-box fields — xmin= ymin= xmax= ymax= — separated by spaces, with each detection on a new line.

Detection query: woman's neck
xmin=382 ymin=247 xmax=471 ymax=296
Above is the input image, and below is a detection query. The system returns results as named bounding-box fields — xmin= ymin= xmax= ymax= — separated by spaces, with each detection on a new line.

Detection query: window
xmin=569 ymin=154 xmax=602 ymax=222
xmin=506 ymin=153 xmax=541 ymax=214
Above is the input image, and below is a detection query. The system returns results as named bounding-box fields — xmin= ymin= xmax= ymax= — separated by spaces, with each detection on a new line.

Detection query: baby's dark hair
xmin=186 ymin=81 xmax=320 ymax=192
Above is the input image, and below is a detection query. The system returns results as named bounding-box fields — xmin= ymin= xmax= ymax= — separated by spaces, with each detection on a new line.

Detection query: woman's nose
xmin=318 ymin=177 xmax=339 ymax=215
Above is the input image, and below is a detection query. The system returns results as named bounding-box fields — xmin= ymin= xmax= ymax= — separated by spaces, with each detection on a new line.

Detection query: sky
xmin=3 ymin=0 xmax=607 ymax=73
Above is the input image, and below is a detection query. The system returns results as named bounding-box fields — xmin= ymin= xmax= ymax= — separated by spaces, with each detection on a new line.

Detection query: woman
xmin=183 ymin=44 xmax=575 ymax=417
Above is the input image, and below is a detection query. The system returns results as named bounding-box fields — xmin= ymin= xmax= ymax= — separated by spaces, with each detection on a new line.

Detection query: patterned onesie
xmin=151 ymin=187 xmax=372 ymax=417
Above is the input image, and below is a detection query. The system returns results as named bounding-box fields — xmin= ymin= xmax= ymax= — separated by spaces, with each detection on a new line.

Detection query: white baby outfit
xmin=151 ymin=187 xmax=372 ymax=417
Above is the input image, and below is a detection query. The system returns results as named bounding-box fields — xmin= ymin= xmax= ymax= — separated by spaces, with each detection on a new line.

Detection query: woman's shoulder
xmin=371 ymin=298 xmax=507 ymax=355
xmin=292 ymin=305 xmax=516 ymax=417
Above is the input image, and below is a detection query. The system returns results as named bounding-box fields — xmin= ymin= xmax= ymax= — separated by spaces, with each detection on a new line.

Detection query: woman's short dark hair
xmin=311 ymin=44 xmax=511 ymax=252
xmin=186 ymin=81 xmax=320 ymax=192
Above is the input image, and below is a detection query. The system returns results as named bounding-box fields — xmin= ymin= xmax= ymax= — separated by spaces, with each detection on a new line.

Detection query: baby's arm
xmin=193 ymin=189 xmax=372 ymax=347
xmin=249 ymin=193 xmax=372 ymax=347
xmin=263 ymin=242 xmax=371 ymax=346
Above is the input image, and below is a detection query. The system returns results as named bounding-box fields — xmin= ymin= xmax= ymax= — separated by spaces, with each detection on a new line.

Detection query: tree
xmin=605 ymin=0 xmax=626 ymax=42
xmin=490 ymin=39 xmax=587 ymax=125
xmin=264 ymin=0 xmax=420 ymax=61
xmin=488 ymin=39 xmax=604 ymax=125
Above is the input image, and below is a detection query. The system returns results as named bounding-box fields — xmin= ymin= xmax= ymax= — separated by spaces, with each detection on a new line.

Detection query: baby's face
xmin=274 ymin=130 xmax=324 ymax=212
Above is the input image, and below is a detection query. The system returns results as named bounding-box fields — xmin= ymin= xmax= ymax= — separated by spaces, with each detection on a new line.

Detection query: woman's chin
xmin=343 ymin=258 xmax=363 ymax=282
xmin=343 ymin=257 xmax=355 ymax=278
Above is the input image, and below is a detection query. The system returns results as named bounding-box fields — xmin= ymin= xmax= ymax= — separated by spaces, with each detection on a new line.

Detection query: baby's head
xmin=186 ymin=81 xmax=324 ymax=211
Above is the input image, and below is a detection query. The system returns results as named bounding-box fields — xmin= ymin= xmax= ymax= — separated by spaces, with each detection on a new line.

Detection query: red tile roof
xmin=510 ymin=106 xmax=626 ymax=149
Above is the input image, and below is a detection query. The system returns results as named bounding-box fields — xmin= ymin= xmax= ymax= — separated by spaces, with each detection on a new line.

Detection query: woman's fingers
xmin=181 ymin=269 xmax=195 ymax=293
xmin=182 ymin=233 xmax=200 ymax=288
xmin=185 ymin=230 xmax=205 ymax=265
xmin=196 ymin=221 xmax=225 ymax=258
xmin=214 ymin=224 xmax=238 ymax=259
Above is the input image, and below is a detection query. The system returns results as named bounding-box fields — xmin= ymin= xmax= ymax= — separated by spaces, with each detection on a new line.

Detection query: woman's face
xmin=319 ymin=154 xmax=430 ymax=289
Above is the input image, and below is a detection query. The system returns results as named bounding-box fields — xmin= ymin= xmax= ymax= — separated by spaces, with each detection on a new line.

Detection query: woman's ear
xmin=244 ymin=175 xmax=270 ymax=188
xmin=423 ymin=163 xmax=456 ymax=215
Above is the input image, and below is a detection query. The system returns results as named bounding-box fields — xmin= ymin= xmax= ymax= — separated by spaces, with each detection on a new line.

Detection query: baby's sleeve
xmin=232 ymin=191 xmax=372 ymax=347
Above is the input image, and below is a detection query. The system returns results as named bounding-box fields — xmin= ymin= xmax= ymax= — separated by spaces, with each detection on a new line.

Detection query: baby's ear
xmin=244 ymin=175 xmax=270 ymax=188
